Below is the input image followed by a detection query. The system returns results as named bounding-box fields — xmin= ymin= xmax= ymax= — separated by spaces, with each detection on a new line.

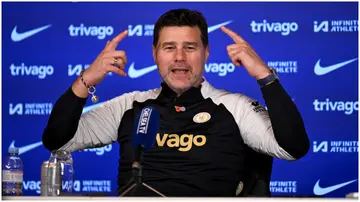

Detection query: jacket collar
xmin=157 ymin=80 xmax=205 ymax=107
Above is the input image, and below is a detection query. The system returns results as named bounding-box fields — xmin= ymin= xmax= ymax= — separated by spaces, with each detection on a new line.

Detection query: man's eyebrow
xmin=161 ymin=41 xmax=176 ymax=47
xmin=183 ymin=41 xmax=198 ymax=46
xmin=161 ymin=41 xmax=199 ymax=47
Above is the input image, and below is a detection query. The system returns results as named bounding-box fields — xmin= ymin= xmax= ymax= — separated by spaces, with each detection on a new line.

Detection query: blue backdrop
xmin=2 ymin=1 xmax=358 ymax=198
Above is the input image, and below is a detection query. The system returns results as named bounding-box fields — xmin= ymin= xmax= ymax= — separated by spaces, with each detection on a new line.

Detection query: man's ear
xmin=205 ymin=44 xmax=210 ymax=62
xmin=152 ymin=45 xmax=157 ymax=63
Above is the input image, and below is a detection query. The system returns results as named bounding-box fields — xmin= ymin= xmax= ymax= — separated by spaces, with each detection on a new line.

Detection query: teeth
xmin=173 ymin=70 xmax=187 ymax=74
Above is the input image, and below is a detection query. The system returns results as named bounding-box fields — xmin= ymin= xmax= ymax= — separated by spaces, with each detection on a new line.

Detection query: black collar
xmin=157 ymin=82 xmax=205 ymax=107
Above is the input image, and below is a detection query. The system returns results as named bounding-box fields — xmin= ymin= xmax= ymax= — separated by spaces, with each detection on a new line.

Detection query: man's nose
xmin=175 ymin=48 xmax=186 ymax=61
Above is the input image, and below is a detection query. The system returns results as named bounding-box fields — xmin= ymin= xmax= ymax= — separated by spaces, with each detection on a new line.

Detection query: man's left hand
xmin=221 ymin=26 xmax=271 ymax=80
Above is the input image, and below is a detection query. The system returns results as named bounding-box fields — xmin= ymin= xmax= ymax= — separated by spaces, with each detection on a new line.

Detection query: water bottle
xmin=2 ymin=147 xmax=24 ymax=196
xmin=43 ymin=150 xmax=74 ymax=196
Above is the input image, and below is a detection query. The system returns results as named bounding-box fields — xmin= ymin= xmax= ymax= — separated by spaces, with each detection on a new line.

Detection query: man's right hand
xmin=72 ymin=30 xmax=129 ymax=98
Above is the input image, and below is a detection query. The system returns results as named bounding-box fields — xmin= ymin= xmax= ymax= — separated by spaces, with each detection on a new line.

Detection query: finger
xmin=228 ymin=49 xmax=242 ymax=66
xmin=227 ymin=43 xmax=250 ymax=51
xmin=228 ymin=48 xmax=243 ymax=65
xmin=221 ymin=26 xmax=246 ymax=44
xmin=107 ymin=65 xmax=127 ymax=76
xmin=226 ymin=44 xmax=242 ymax=52
xmin=103 ymin=58 xmax=125 ymax=70
xmin=106 ymin=30 xmax=128 ymax=50
xmin=112 ymin=51 xmax=128 ymax=64
xmin=103 ymin=40 xmax=111 ymax=51
xmin=229 ymin=49 xmax=242 ymax=58
xmin=114 ymin=58 xmax=126 ymax=70
xmin=103 ymin=50 xmax=128 ymax=64
xmin=230 ymin=53 xmax=242 ymax=66
xmin=233 ymin=58 xmax=242 ymax=67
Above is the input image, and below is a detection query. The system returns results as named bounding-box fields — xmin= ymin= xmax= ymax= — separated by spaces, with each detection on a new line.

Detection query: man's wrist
xmin=256 ymin=68 xmax=278 ymax=87
xmin=72 ymin=77 xmax=89 ymax=98
xmin=255 ymin=71 xmax=272 ymax=80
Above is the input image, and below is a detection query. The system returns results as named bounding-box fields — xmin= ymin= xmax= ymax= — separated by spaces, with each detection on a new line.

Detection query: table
xmin=2 ymin=196 xmax=358 ymax=201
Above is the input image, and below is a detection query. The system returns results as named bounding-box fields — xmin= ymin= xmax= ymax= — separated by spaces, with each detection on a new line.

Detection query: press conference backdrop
xmin=2 ymin=1 xmax=358 ymax=198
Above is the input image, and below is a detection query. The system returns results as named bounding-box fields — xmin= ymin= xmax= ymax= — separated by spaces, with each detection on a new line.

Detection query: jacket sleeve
xmin=215 ymin=80 xmax=309 ymax=160
xmin=260 ymin=80 xmax=310 ymax=160
xmin=42 ymin=86 xmax=153 ymax=153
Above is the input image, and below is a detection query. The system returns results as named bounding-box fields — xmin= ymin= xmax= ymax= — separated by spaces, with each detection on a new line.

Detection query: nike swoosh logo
xmin=313 ymin=179 xmax=358 ymax=195
xmin=11 ymin=24 xmax=51 ymax=42
xmin=127 ymin=21 xmax=233 ymax=79
xmin=314 ymin=58 xmax=358 ymax=75
xmin=9 ymin=140 xmax=43 ymax=155
xmin=208 ymin=20 xmax=233 ymax=33
xmin=128 ymin=63 xmax=158 ymax=79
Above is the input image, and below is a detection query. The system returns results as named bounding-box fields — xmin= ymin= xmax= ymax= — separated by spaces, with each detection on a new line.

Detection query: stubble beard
xmin=161 ymin=69 xmax=203 ymax=96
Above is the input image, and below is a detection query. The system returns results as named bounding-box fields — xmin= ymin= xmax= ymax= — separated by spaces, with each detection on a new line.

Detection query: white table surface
xmin=2 ymin=196 xmax=358 ymax=201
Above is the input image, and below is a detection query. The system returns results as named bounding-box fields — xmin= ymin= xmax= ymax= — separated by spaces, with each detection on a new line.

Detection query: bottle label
xmin=2 ymin=170 xmax=23 ymax=183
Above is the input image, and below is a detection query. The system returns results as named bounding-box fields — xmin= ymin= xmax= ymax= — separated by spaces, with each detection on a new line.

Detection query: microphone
xmin=113 ymin=106 xmax=165 ymax=197
xmin=60 ymin=107 xmax=161 ymax=198
xmin=131 ymin=106 xmax=160 ymax=168
xmin=116 ymin=106 xmax=165 ymax=197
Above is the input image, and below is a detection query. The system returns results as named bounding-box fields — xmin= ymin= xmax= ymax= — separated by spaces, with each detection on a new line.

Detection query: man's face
xmin=152 ymin=26 xmax=209 ymax=94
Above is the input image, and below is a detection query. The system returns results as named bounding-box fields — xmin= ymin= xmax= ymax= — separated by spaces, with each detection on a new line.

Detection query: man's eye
xmin=165 ymin=46 xmax=175 ymax=50
xmin=186 ymin=46 xmax=196 ymax=50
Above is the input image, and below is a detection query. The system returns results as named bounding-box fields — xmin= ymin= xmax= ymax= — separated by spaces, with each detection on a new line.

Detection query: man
xmin=42 ymin=8 xmax=310 ymax=196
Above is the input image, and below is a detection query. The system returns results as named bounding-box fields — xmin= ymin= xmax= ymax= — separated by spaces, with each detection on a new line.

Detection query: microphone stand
xmin=117 ymin=146 xmax=166 ymax=197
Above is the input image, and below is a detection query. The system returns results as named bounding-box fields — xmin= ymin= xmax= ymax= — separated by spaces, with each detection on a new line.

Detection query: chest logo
xmin=193 ymin=112 xmax=211 ymax=123
xmin=175 ymin=106 xmax=186 ymax=112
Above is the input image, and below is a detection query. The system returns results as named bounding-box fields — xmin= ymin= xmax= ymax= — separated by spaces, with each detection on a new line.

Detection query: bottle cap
xmin=8 ymin=147 xmax=19 ymax=154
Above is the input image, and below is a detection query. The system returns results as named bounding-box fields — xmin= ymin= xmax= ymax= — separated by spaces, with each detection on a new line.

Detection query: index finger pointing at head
xmin=221 ymin=26 xmax=246 ymax=44
xmin=106 ymin=30 xmax=128 ymax=50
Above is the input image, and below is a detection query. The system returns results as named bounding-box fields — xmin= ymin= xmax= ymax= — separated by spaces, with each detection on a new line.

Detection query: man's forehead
xmin=158 ymin=27 xmax=201 ymax=39
xmin=158 ymin=26 xmax=201 ymax=36
xmin=161 ymin=41 xmax=198 ymax=45
xmin=156 ymin=26 xmax=203 ymax=47
xmin=160 ymin=25 xmax=200 ymax=31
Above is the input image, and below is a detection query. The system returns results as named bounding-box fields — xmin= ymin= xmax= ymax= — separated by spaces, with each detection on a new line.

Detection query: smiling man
xmin=42 ymin=8 xmax=310 ymax=196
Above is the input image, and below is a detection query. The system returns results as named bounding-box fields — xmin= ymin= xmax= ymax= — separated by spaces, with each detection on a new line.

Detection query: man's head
xmin=152 ymin=9 xmax=210 ymax=95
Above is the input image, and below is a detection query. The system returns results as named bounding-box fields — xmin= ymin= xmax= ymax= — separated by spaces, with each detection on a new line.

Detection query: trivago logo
xmin=156 ymin=133 xmax=206 ymax=152
xmin=69 ymin=24 xmax=114 ymax=39
xmin=10 ymin=63 xmax=54 ymax=79
xmin=205 ymin=62 xmax=235 ymax=76
xmin=23 ymin=180 xmax=42 ymax=194
xmin=313 ymin=99 xmax=358 ymax=115
xmin=250 ymin=20 xmax=298 ymax=36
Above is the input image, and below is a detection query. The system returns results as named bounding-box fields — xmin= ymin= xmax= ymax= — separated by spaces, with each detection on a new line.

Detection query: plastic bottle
xmin=2 ymin=147 xmax=24 ymax=196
